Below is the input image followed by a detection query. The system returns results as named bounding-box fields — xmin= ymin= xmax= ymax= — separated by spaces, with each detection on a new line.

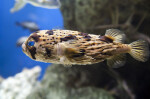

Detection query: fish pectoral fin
xmin=65 ymin=48 xmax=85 ymax=58
xmin=107 ymin=54 xmax=126 ymax=68
xmin=105 ymin=29 xmax=126 ymax=43
xmin=10 ymin=0 xmax=27 ymax=13
xmin=60 ymin=56 xmax=72 ymax=66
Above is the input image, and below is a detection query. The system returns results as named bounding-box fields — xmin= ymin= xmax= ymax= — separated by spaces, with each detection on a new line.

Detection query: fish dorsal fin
xmin=105 ymin=29 xmax=126 ymax=43
xmin=107 ymin=54 xmax=126 ymax=68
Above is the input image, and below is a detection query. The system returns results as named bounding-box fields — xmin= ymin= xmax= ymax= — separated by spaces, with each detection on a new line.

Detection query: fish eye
xmin=28 ymin=41 xmax=35 ymax=46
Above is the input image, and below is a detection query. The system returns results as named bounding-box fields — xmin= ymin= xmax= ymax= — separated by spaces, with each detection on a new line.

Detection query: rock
xmin=27 ymin=64 xmax=115 ymax=99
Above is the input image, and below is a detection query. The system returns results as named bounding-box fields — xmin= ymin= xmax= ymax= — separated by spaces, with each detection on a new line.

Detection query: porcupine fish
xmin=22 ymin=29 xmax=149 ymax=67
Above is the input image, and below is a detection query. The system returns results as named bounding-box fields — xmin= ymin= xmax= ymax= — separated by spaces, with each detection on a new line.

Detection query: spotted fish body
xmin=22 ymin=29 xmax=149 ymax=67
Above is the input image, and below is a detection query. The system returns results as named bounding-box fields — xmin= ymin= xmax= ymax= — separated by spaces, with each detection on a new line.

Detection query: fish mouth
xmin=22 ymin=43 xmax=26 ymax=52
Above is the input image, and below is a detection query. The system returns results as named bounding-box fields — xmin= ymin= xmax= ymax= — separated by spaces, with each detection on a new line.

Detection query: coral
xmin=0 ymin=66 xmax=41 ymax=99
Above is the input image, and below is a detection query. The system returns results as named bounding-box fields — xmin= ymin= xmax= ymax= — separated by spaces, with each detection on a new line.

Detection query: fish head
xmin=22 ymin=33 xmax=40 ymax=60
xmin=22 ymin=31 xmax=55 ymax=62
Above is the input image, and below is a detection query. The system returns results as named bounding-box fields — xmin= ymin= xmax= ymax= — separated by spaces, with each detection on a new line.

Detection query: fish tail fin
xmin=129 ymin=40 xmax=149 ymax=62
xmin=10 ymin=0 xmax=27 ymax=13
xmin=105 ymin=29 xmax=126 ymax=43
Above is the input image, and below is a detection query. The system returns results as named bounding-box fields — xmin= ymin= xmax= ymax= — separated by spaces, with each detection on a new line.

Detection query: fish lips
xmin=22 ymin=43 xmax=27 ymax=52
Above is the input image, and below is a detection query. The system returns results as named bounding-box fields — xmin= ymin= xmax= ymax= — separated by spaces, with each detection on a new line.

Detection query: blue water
xmin=0 ymin=0 xmax=63 ymax=79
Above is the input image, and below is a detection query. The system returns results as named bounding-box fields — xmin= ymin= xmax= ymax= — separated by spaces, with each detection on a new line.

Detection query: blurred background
xmin=0 ymin=0 xmax=63 ymax=79
xmin=1 ymin=0 xmax=150 ymax=99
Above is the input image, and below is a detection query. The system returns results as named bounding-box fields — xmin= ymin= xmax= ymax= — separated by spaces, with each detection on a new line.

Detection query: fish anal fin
xmin=107 ymin=54 xmax=126 ymax=68
xmin=105 ymin=29 xmax=126 ymax=43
